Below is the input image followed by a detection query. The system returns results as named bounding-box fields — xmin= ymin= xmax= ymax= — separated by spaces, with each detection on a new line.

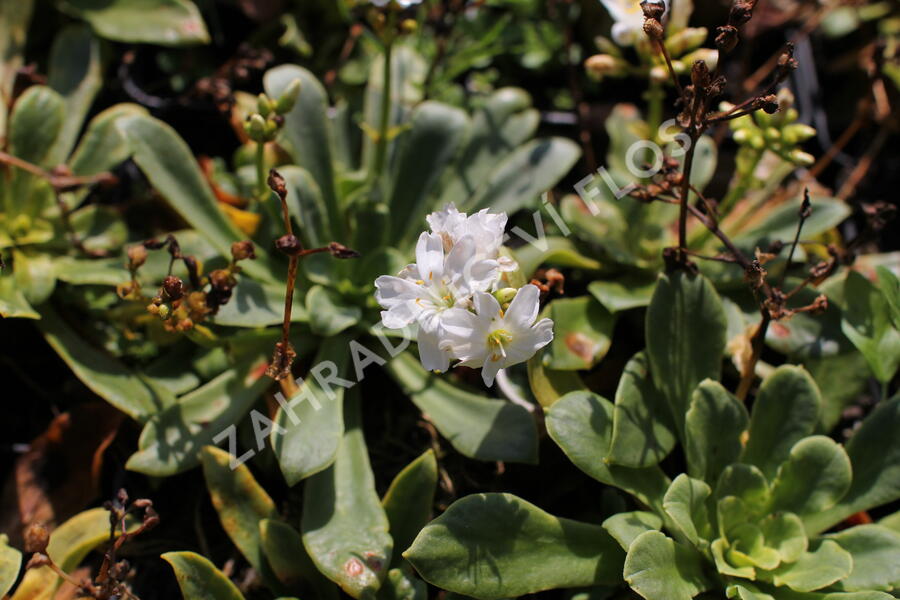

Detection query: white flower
xmin=440 ymin=284 xmax=554 ymax=386
xmin=375 ymin=231 xmax=498 ymax=372
xmin=370 ymin=0 xmax=423 ymax=7
xmin=600 ymin=0 xmax=667 ymax=46
xmin=426 ymin=203 xmax=518 ymax=274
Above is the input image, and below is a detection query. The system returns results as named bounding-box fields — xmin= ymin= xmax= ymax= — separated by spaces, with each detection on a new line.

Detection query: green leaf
xmin=405 ymin=493 xmax=625 ymax=599
xmin=162 ymin=551 xmax=244 ymax=600
xmin=126 ymin=357 xmax=270 ymax=475
xmin=47 ymin=25 xmax=101 ymax=165
xmin=382 ymin=450 xmax=438 ymax=568
xmin=306 ymin=285 xmax=362 ymax=336
xmin=759 ymin=512 xmax=808 ymax=564
xmin=825 ymin=525 xmax=900 ymax=592
xmin=646 ymin=271 xmax=727 ymax=438
xmin=117 ymin=113 xmax=275 ymax=282
xmin=623 ymin=531 xmax=714 ymax=600
xmin=768 ymin=540 xmax=852 ymax=593
xmin=0 ymin=0 xmax=34 ymax=138
xmin=272 ymin=334 xmax=351 ymax=486
xmin=712 ymin=537 xmax=756 ymax=579
xmin=378 ymin=568 xmax=427 ymax=600
xmin=542 ymin=296 xmax=614 ymax=370
xmin=770 ymin=436 xmax=851 ymax=517
xmin=37 ymin=304 xmax=175 ymax=420
xmin=663 ymin=474 xmax=713 ymax=548
xmin=59 ymin=0 xmax=210 ymax=46
xmin=806 ymin=397 xmax=900 ymax=535
xmin=805 ymin=352 xmax=872 ymax=431
xmin=386 ymin=352 xmax=538 ymax=464
xmin=69 ymin=205 xmax=127 ymax=253
xmin=68 ymin=103 xmax=147 ymax=176
xmin=742 ymin=366 xmax=822 ymax=480
xmin=875 ymin=266 xmax=900 ymax=328
xmin=390 ymin=101 xmax=469 ymax=242
xmin=728 ymin=522 xmax=780 ymax=570
xmin=512 ymin=236 xmax=601 ymax=279
xmin=468 ymin=138 xmax=581 ymax=214
xmin=588 ymin=272 xmax=658 ymax=313
xmin=608 ymin=352 xmax=677 ymax=468
xmin=602 ymin=511 xmax=664 ymax=551
xmin=13 ymin=249 xmax=56 ymax=305
xmin=0 ymin=272 xmax=39 ymax=319
xmin=685 ymin=379 xmax=749 ymax=483
xmin=278 ymin=165 xmax=330 ymax=249
xmin=439 ymin=87 xmax=539 ymax=208
xmin=545 ymin=391 xmax=670 ymax=512
xmin=840 ymin=270 xmax=900 ymax=383
xmin=264 ymin=65 xmax=340 ymax=234
xmin=260 ymin=519 xmax=338 ymax=600
xmin=211 ymin=279 xmax=308 ymax=328
xmin=0 ymin=535 xmax=21 ymax=598
xmin=9 ymin=85 xmax=65 ymax=167
xmin=733 ymin=197 xmax=851 ymax=249
xmin=526 ymin=351 xmax=585 ymax=408
xmin=200 ymin=446 xmax=281 ymax=590
xmin=716 ymin=464 xmax=771 ymax=520
xmin=302 ymin=392 xmax=392 ymax=599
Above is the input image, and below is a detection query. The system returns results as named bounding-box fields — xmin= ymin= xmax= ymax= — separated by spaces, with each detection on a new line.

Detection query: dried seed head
xmin=231 ymin=240 xmax=256 ymax=262
xmin=24 ymin=524 xmax=50 ymax=554
xmin=760 ymin=94 xmax=779 ymax=114
xmin=691 ymin=59 xmax=711 ymax=88
xmin=162 ymin=276 xmax=184 ymax=301
xmin=643 ymin=18 xmax=664 ymax=41
xmin=640 ymin=0 xmax=666 ymax=20
xmin=728 ymin=0 xmax=754 ymax=26
xmin=715 ymin=25 xmax=739 ymax=53
xmin=209 ymin=269 xmax=236 ymax=291
xmin=328 ymin=242 xmax=360 ymax=259
xmin=267 ymin=169 xmax=287 ymax=200
xmin=276 ymin=234 xmax=303 ymax=256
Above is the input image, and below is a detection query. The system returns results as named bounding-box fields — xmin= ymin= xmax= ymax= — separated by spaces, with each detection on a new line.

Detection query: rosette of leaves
xmin=404 ymin=269 xmax=900 ymax=599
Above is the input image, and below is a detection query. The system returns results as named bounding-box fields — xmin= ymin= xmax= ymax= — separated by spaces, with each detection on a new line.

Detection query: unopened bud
xmin=257 ymin=93 xmax=273 ymax=118
xmin=493 ymin=287 xmax=518 ymax=307
xmin=789 ymin=149 xmax=815 ymax=166
xmin=245 ymin=114 xmax=267 ymax=142
xmin=127 ymin=245 xmax=147 ymax=269
xmin=783 ymin=123 xmax=816 ymax=144
xmin=584 ymin=54 xmax=624 ymax=78
xmin=400 ymin=18 xmax=417 ymax=33
xmin=157 ymin=303 xmax=170 ymax=319
xmin=664 ymin=27 xmax=708 ymax=56
xmin=681 ymin=49 xmax=718 ymax=73
xmin=274 ymin=79 xmax=301 ymax=115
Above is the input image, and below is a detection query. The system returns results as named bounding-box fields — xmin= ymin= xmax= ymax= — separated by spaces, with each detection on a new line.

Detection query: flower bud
xmin=649 ymin=65 xmax=668 ymax=83
xmin=231 ymin=240 xmax=256 ymax=262
xmin=257 ymin=93 xmax=273 ymax=118
xmin=264 ymin=118 xmax=279 ymax=139
xmin=274 ymin=79 xmax=301 ymax=115
xmin=400 ymin=18 xmax=417 ymax=33
xmin=493 ymin=288 xmax=518 ymax=307
xmin=127 ymin=244 xmax=147 ymax=269
xmin=664 ymin=27 xmax=708 ymax=57
xmin=157 ymin=303 xmax=170 ymax=319
xmin=681 ymin=48 xmax=718 ymax=73
xmin=763 ymin=127 xmax=781 ymax=142
xmin=245 ymin=114 xmax=267 ymax=142
xmin=584 ymin=54 xmax=625 ymax=78
xmin=733 ymin=129 xmax=752 ymax=144
xmin=782 ymin=123 xmax=816 ymax=144
xmin=789 ymin=149 xmax=815 ymax=166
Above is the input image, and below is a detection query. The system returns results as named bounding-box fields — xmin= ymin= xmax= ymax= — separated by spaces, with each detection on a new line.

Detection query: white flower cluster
xmin=375 ymin=204 xmax=554 ymax=386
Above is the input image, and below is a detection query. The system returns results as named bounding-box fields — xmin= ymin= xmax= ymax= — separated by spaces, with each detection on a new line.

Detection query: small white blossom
xmin=427 ymin=203 xmax=518 ymax=274
xmin=440 ymin=285 xmax=554 ymax=386
xmin=600 ymin=0 xmax=667 ymax=46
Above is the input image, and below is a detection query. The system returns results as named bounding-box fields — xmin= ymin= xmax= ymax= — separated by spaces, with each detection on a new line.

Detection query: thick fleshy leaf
xmin=542 ymin=296 xmax=614 ymax=371
xmin=468 ymin=138 xmax=580 ymax=214
xmin=759 ymin=512 xmax=808 ymax=564
xmin=439 ymin=87 xmax=539 ymax=208
xmin=546 ymin=391 xmax=670 ymax=512
xmin=716 ymin=464 xmax=772 ymax=521
xmin=38 ymin=304 xmax=175 ymax=420
xmin=663 ymin=474 xmax=713 ymax=548
xmin=59 ymin=0 xmax=210 ymax=46
xmin=742 ymin=366 xmax=821 ymax=480
xmin=768 ymin=540 xmax=852 ymax=593
xmin=0 ymin=0 xmax=33 ymax=137
xmin=770 ymin=436 xmax=851 ymax=517
xmin=46 ymin=25 xmax=101 ymax=164
xmin=602 ymin=511 xmax=664 ymax=551
xmin=608 ymin=352 xmax=676 ymax=468
xmin=382 ymin=450 xmax=438 ymax=567
xmin=200 ymin=446 xmax=281 ymax=589
xmin=68 ymin=103 xmax=147 ymax=176
xmin=260 ymin=519 xmax=337 ymax=600
xmin=513 ymin=236 xmax=601 ymax=279
xmin=302 ymin=392 xmax=392 ymax=599
xmin=840 ymin=270 xmax=900 ymax=383
xmin=126 ymin=357 xmax=270 ymax=475
xmin=646 ymin=271 xmax=727 ymax=437
xmin=378 ymin=568 xmax=427 ymax=600
xmin=685 ymin=379 xmax=749 ymax=483
xmin=805 ymin=352 xmax=871 ymax=431
xmin=212 ymin=279 xmax=308 ymax=328
xmin=733 ymin=197 xmax=851 ymax=249
xmin=9 ymin=85 xmax=65 ymax=167
xmin=272 ymin=335 xmax=351 ymax=485
xmin=875 ymin=266 xmax=900 ymax=327
xmin=526 ymin=351 xmax=585 ymax=408
xmin=278 ymin=165 xmax=330 ymax=249
xmin=588 ymin=273 xmax=657 ymax=313
xmin=0 ymin=273 xmax=39 ymax=319
xmin=623 ymin=531 xmax=714 ymax=600
xmin=0 ymin=535 xmax=21 ymax=597
xmin=390 ymin=101 xmax=469 ymax=242
xmin=13 ymin=249 xmax=55 ymax=305
xmin=405 ymin=493 xmax=624 ymax=599
xmin=306 ymin=285 xmax=362 ymax=336
xmin=825 ymin=525 xmax=900 ymax=592
xmin=117 ymin=113 xmax=276 ymax=282
xmin=68 ymin=204 xmax=127 ymax=253
xmin=264 ymin=65 xmax=340 ymax=234
xmin=12 ymin=508 xmax=137 ymax=600
xmin=386 ymin=352 xmax=538 ymax=464
xmin=162 ymin=552 xmax=244 ymax=600
xmin=806 ymin=397 xmax=900 ymax=535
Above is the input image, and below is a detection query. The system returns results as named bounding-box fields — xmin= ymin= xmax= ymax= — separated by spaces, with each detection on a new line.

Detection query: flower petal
xmin=505 ymin=284 xmax=541 ymax=328
xmin=415 ymin=232 xmax=445 ymax=283
xmin=417 ymin=327 xmax=450 ymax=372
xmin=375 ymin=275 xmax=421 ymax=308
